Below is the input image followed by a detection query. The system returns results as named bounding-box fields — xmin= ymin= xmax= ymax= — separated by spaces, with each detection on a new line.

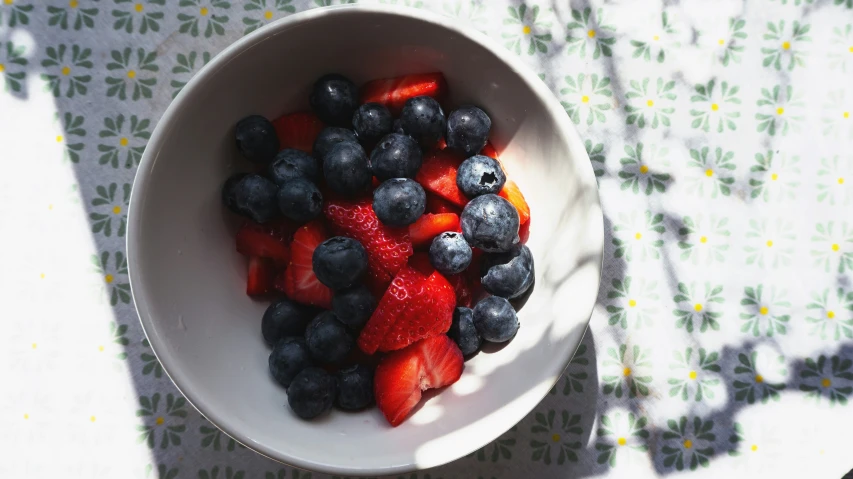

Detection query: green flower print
xmin=585 ymin=140 xmax=605 ymax=178
xmin=755 ymin=85 xmax=803 ymax=136
xmin=660 ymin=417 xmax=715 ymax=471
xmin=199 ymin=466 xmax=245 ymax=479
xmin=470 ymin=426 xmax=516 ymax=462
xmin=379 ymin=0 xmax=423 ymax=7
xmin=749 ymin=151 xmax=800 ymax=202
xmin=200 ymin=421 xmax=244 ymax=451
xmin=605 ymin=276 xmax=659 ymax=329
xmin=821 ymin=90 xmax=853 ymax=138
xmin=502 ymin=4 xmax=551 ymax=56
xmin=828 ymin=25 xmax=853 ymax=72
xmin=744 ymin=218 xmax=795 ymax=268
xmin=146 ymin=464 xmax=179 ymax=479
xmin=811 ymin=222 xmax=853 ymax=274
xmin=817 ymin=156 xmax=852 ymax=205
xmin=565 ymin=7 xmax=615 ymax=59
xmin=806 ymin=288 xmax=853 ymax=340
xmin=0 ymin=41 xmax=27 ymax=93
xmin=677 ymin=215 xmax=731 ymax=265
xmin=733 ymin=352 xmax=786 ymax=404
xmin=97 ymin=114 xmax=151 ymax=169
xmin=550 ymin=343 xmax=589 ymax=396
xmin=91 ymin=251 xmax=131 ymax=305
xmin=136 ymin=393 xmax=188 ymax=449
xmin=112 ymin=0 xmax=165 ymax=34
xmin=89 ymin=183 xmax=130 ymax=237
xmin=727 ymin=423 xmax=756 ymax=457
xmin=624 ymin=78 xmax=676 ymax=129
xmin=740 ymin=285 xmax=790 ymax=337
xmin=243 ymin=0 xmax=295 ymax=34
xmin=560 ymin=73 xmax=612 ymax=126
xmin=761 ymin=20 xmax=810 ymax=70
xmin=668 ymin=348 xmax=721 ymax=401
xmin=314 ymin=0 xmax=356 ymax=5
xmin=106 ymin=48 xmax=159 ymax=100
xmin=442 ymin=1 xmax=485 ymax=25
xmin=58 ymin=113 xmax=86 ymax=164
xmin=0 ymin=1 xmax=33 ymax=27
xmin=836 ymin=0 xmax=853 ymax=8
xmin=618 ymin=143 xmax=670 ymax=195
xmin=799 ymin=355 xmax=853 ymax=406
xmin=686 ymin=147 xmax=735 ymax=198
xmin=630 ymin=12 xmax=677 ymax=63
xmin=770 ymin=0 xmax=813 ymax=4
xmin=141 ymin=338 xmax=165 ymax=378
xmin=672 ymin=282 xmax=724 ymax=333
xmin=689 ymin=80 xmax=741 ymax=132
xmin=41 ymin=44 xmax=93 ymax=98
xmin=602 ymin=344 xmax=652 ymax=398
xmin=530 ymin=410 xmax=582 ymax=465
xmin=178 ymin=0 xmax=231 ymax=37
xmin=171 ymin=51 xmax=212 ymax=98
xmin=108 ymin=322 xmax=129 ymax=360
xmin=595 ymin=412 xmax=649 ymax=467
xmin=717 ymin=18 xmax=747 ymax=66
xmin=47 ymin=2 xmax=99 ymax=30
xmin=613 ymin=211 xmax=665 ymax=261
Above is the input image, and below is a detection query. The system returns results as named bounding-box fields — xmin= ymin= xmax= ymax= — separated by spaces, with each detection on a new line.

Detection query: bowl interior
xmin=129 ymin=6 xmax=602 ymax=476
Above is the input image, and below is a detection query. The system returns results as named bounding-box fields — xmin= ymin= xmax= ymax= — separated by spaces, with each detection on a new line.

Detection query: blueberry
xmin=372 ymin=178 xmax=426 ymax=227
xmin=312 ymin=237 xmax=368 ymax=290
xmin=226 ymin=174 xmax=280 ymax=223
xmin=313 ymin=127 xmax=358 ymax=161
xmin=309 ymin=73 xmax=359 ymax=127
xmin=460 ymin=194 xmax=519 ymax=252
xmin=472 ymin=296 xmax=519 ymax=343
xmin=392 ymin=118 xmax=404 ymax=134
xmin=335 ymin=364 xmax=374 ymax=411
xmin=332 ymin=285 xmax=376 ymax=331
xmin=235 ymin=115 xmax=280 ymax=164
xmin=456 ymin=155 xmax=506 ymax=198
xmin=221 ymin=173 xmax=248 ymax=214
xmin=400 ymin=96 xmax=446 ymax=149
xmin=369 ymin=133 xmax=423 ymax=180
xmin=323 ymin=141 xmax=372 ymax=197
xmin=429 ymin=232 xmax=473 ymax=275
xmin=352 ymin=103 xmax=393 ymax=146
xmin=448 ymin=307 xmax=482 ymax=356
xmin=277 ymin=177 xmax=323 ymax=223
xmin=268 ymin=148 xmax=320 ymax=185
xmin=287 ymin=367 xmax=336 ymax=419
xmin=480 ymin=245 xmax=534 ymax=299
xmin=305 ymin=311 xmax=353 ymax=363
xmin=262 ymin=299 xmax=318 ymax=346
xmin=446 ymin=106 xmax=491 ymax=158
xmin=268 ymin=337 xmax=314 ymax=388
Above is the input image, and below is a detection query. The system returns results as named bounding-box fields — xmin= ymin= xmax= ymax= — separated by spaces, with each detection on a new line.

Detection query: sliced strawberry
xmin=246 ymin=256 xmax=276 ymax=297
xmin=480 ymin=141 xmax=499 ymax=159
xmin=409 ymin=213 xmax=460 ymax=248
xmin=272 ymin=111 xmax=325 ymax=153
xmin=519 ymin=218 xmax=531 ymax=244
xmin=360 ymin=72 xmax=448 ymax=116
xmin=425 ymin=193 xmax=460 ymax=215
xmin=282 ymin=220 xmax=332 ymax=309
xmin=374 ymin=335 xmax=464 ymax=427
xmin=236 ymin=222 xmax=291 ymax=264
xmin=499 ymin=180 xmax=530 ymax=225
xmin=377 ymin=268 xmax=455 ymax=352
xmin=416 ymin=149 xmax=468 ymax=207
xmin=357 ymin=265 xmax=428 ymax=354
xmin=446 ymin=273 xmax=473 ymax=308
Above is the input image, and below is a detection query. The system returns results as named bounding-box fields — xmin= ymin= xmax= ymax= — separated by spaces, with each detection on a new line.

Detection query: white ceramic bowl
xmin=128 ymin=4 xmax=603 ymax=476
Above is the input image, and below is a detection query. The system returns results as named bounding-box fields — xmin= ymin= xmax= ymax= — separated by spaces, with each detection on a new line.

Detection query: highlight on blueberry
xmin=460 ymin=194 xmax=520 ymax=252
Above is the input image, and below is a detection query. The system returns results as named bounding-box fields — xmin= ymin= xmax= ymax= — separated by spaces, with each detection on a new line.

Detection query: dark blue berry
xmin=456 ymin=155 xmax=506 ymax=198
xmin=460 ymin=194 xmax=519 ymax=252
xmin=221 ymin=173 xmax=248 ymax=214
xmin=448 ymin=307 xmax=482 ymax=356
xmin=392 ymin=118 xmax=404 ymax=134
xmin=429 ymin=232 xmax=473 ymax=275
xmin=335 ymin=364 xmax=374 ymax=411
xmin=323 ymin=141 xmax=372 ymax=197
xmin=472 ymin=296 xmax=519 ymax=343
xmin=480 ymin=245 xmax=534 ymax=299
xmin=268 ymin=148 xmax=320 ymax=185
xmin=235 ymin=115 xmax=280 ymax=164
xmin=400 ymin=96 xmax=446 ymax=149
xmin=304 ymin=311 xmax=353 ymax=363
xmin=369 ymin=133 xmax=423 ymax=180
xmin=262 ymin=299 xmax=318 ymax=346
xmin=332 ymin=285 xmax=376 ymax=331
xmin=309 ymin=74 xmax=359 ymax=127
xmin=287 ymin=367 xmax=336 ymax=419
xmin=313 ymin=127 xmax=358 ymax=161
xmin=312 ymin=237 xmax=368 ymax=290
xmin=446 ymin=106 xmax=491 ymax=158
xmin=372 ymin=178 xmax=426 ymax=226
xmin=352 ymin=103 xmax=393 ymax=146
xmin=268 ymin=337 xmax=313 ymax=388
xmin=277 ymin=177 xmax=323 ymax=223
xmin=227 ymin=174 xmax=280 ymax=223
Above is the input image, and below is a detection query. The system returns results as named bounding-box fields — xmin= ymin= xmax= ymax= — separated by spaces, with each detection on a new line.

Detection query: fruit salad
xmin=221 ymin=72 xmax=534 ymax=427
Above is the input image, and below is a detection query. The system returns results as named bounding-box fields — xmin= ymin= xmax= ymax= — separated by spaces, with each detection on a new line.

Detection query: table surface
xmin=2 ymin=0 xmax=853 ymax=478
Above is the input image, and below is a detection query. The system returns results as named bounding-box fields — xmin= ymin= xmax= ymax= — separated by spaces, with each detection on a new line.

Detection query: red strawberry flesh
xmin=246 ymin=256 xmax=276 ymax=297
xmin=272 ymin=111 xmax=325 ymax=154
xmin=282 ymin=220 xmax=332 ymax=309
xmin=360 ymin=72 xmax=448 ymax=116
xmin=235 ymin=222 xmax=291 ymax=264
xmin=415 ymin=149 xmax=468 ymax=207
xmin=409 ymin=213 xmax=461 ymax=248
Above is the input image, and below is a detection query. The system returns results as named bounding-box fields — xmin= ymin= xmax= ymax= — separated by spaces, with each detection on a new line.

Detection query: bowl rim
xmin=127 ymin=3 xmax=602 ymax=476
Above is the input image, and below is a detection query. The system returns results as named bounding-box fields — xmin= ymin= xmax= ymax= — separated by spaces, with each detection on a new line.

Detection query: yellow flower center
xmin=70 ymin=0 xmax=78 ymax=7
xmin=551 ymin=433 xmax=561 ymax=442
xmin=617 ymin=437 xmax=627 ymax=446
xmin=782 ymin=41 xmax=791 ymax=50
xmin=90 ymin=415 xmax=96 ymax=422
xmin=694 ymin=303 xmax=703 ymax=312
xmin=845 ymin=112 xmax=850 ymax=119
xmin=653 ymin=35 xmax=660 ymax=41
xmin=98 ymin=345 xmax=104 ymax=352
xmin=522 ymin=25 xmax=531 ymax=35
xmin=581 ymin=95 xmax=590 ymax=103
xmin=755 ymin=374 xmax=764 ymax=383
xmin=61 ymin=66 xmax=71 ymax=76
xmin=849 ymin=46 xmax=853 ymax=53
xmin=120 ymin=137 xmax=129 ymax=147
xmin=718 ymin=38 xmax=725 ymax=46
xmin=127 ymin=70 xmax=136 ymax=79
xmin=751 ymin=444 xmax=758 ymax=452
xmin=832 ymin=243 xmax=840 ymax=252
xmin=683 ymin=439 xmax=693 ymax=449
xmin=705 ymin=169 xmax=714 ymax=177
xmin=628 ymin=299 xmax=637 ymax=307
xmin=623 ymin=367 xmax=632 ymax=376
xmin=646 ymin=99 xmax=654 ymax=107
xmin=135 ymin=3 xmax=143 ymax=12
xmin=23 ymin=413 xmax=29 ymax=419
xmin=822 ymin=378 xmax=832 ymax=388
xmin=710 ymin=103 xmax=719 ymax=111
xmin=3 ymin=0 xmax=13 ymax=5
xmin=31 ymin=343 xmax=37 ymax=349
xmin=827 ymin=310 xmax=836 ymax=319
xmin=689 ymin=370 xmax=697 ymax=380
xmin=112 ymin=205 xmax=122 ymax=214
xmin=587 ymin=29 xmax=596 ymax=38
xmin=0 ymin=63 xmax=5 ymax=73
xmin=634 ymin=232 xmax=642 ymax=240
xmin=639 ymin=165 xmax=649 ymax=174
xmin=200 ymin=7 xmax=209 ymax=16
xmin=700 ymin=236 xmax=708 ymax=244
xmin=766 ymin=240 xmax=773 ymax=247
xmin=56 ymin=135 xmax=63 ymax=143
xmin=264 ymin=10 xmax=273 ymax=20
xmin=771 ymin=173 xmax=778 ymax=181
xmin=155 ymin=416 xmax=165 ymax=425
xmin=776 ymin=107 xmax=784 ymax=115
xmin=759 ymin=306 xmax=769 ymax=315
xmin=40 ymin=273 xmax=45 ymax=279
xmin=105 ymin=274 xmax=114 ymax=284
xmin=838 ymin=177 xmax=845 ymax=185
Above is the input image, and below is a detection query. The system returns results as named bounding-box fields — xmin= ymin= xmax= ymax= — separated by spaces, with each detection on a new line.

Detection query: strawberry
xmin=425 ymin=193 xmax=460 ymax=214
xmin=374 ymin=335 xmax=464 ymax=427
xmin=282 ymin=220 xmax=333 ymax=309
xmin=272 ymin=111 xmax=325 ymax=153
xmin=480 ymin=141 xmax=499 ymax=159
xmin=324 ymin=197 xmax=413 ymax=288
xmin=499 ymin=179 xmax=530 ymax=225
xmin=236 ymin=222 xmax=291 ymax=264
xmin=415 ymin=149 xmax=468 ymax=207
xmin=446 ymin=273 xmax=473 ymax=308
xmin=409 ymin=213 xmax=460 ymax=248
xmin=360 ymin=72 xmax=448 ymax=116
xmin=519 ymin=218 xmax=531 ymax=244
xmin=246 ymin=256 xmax=276 ymax=297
